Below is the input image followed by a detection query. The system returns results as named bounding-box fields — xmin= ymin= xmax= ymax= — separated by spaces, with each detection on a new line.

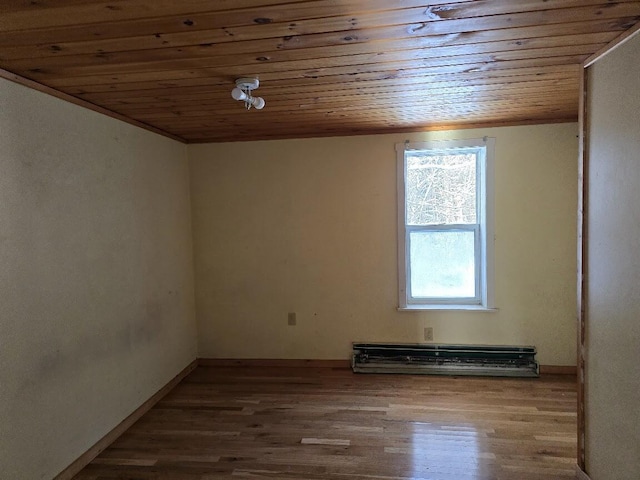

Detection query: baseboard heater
xmin=352 ymin=343 xmax=539 ymax=377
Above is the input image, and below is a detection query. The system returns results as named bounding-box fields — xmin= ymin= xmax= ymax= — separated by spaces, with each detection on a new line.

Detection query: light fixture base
xmin=235 ymin=77 xmax=259 ymax=91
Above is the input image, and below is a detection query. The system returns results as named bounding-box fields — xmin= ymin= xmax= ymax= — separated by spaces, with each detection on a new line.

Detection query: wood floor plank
xmin=71 ymin=367 xmax=577 ymax=480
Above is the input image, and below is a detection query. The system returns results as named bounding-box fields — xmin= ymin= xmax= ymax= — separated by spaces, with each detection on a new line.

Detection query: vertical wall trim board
xmin=576 ymin=65 xmax=589 ymax=472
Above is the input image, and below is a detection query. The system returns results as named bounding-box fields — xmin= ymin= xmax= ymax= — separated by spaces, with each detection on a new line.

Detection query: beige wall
xmin=585 ymin=33 xmax=640 ymax=480
xmin=190 ymin=123 xmax=578 ymax=365
xmin=0 ymin=79 xmax=197 ymax=479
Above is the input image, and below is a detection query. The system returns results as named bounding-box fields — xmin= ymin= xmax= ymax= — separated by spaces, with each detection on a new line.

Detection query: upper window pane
xmin=405 ymin=150 xmax=477 ymax=225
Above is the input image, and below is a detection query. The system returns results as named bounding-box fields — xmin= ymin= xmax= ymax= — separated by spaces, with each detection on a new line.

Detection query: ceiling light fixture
xmin=231 ymin=77 xmax=265 ymax=110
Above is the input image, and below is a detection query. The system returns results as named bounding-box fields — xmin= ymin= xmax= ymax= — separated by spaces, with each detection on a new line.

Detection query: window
xmin=397 ymin=138 xmax=495 ymax=310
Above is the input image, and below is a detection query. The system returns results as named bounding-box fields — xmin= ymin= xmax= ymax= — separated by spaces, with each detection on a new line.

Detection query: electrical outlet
xmin=424 ymin=327 xmax=434 ymax=342
xmin=288 ymin=312 xmax=297 ymax=326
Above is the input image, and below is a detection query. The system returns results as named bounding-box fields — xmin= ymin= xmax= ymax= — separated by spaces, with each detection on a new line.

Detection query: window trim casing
xmin=396 ymin=137 xmax=495 ymax=310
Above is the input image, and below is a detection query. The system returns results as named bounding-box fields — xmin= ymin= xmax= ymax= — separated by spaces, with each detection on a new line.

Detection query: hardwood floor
xmin=73 ymin=367 xmax=577 ymax=480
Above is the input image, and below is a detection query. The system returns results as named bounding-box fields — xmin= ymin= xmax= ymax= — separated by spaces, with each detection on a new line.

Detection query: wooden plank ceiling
xmin=1 ymin=0 xmax=640 ymax=143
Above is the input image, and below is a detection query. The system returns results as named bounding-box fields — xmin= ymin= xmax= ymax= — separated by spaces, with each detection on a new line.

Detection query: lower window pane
xmin=409 ymin=230 xmax=476 ymax=298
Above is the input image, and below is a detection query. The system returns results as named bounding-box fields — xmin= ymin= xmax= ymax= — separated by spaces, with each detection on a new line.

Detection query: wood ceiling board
xmin=84 ymin=76 xmax=578 ymax=108
xmin=1 ymin=17 xmax=625 ymax=61
xmin=127 ymin=97 xmax=578 ymax=123
xmin=71 ymin=64 xmax=579 ymax=99
xmin=60 ymin=61 xmax=580 ymax=97
xmin=43 ymin=53 xmax=589 ymax=89
xmin=4 ymin=2 xmax=634 ymax=71
xmin=108 ymin=79 xmax=578 ymax=114
xmin=0 ymin=0 xmax=614 ymax=34
xmin=1 ymin=29 xmax=617 ymax=78
xmin=14 ymin=42 xmax=603 ymax=82
xmin=0 ymin=0 xmax=474 ymax=48
xmin=1 ymin=0 xmax=639 ymax=142
xmin=136 ymin=96 xmax=579 ymax=119
xmin=0 ymin=0 xmax=314 ymax=31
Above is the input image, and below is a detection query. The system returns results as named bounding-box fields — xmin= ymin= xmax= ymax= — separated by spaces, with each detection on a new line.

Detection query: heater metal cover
xmin=352 ymin=342 xmax=539 ymax=378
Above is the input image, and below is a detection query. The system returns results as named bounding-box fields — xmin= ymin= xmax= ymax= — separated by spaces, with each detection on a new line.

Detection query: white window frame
xmin=396 ymin=137 xmax=495 ymax=311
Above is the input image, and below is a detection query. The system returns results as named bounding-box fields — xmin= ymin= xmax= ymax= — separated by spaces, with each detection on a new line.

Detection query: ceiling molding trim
xmin=583 ymin=19 xmax=640 ymax=68
xmin=0 ymin=68 xmax=186 ymax=144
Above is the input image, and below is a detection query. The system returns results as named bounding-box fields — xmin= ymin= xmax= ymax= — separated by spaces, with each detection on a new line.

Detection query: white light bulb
xmin=231 ymin=87 xmax=247 ymax=101
xmin=252 ymin=97 xmax=265 ymax=110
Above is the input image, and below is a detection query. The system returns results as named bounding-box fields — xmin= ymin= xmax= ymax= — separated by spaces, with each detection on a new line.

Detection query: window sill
xmin=398 ymin=305 xmax=498 ymax=312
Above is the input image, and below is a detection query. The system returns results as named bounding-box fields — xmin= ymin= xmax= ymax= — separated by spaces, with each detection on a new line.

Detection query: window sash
xmin=405 ymin=147 xmax=481 ymax=227
xmin=405 ymin=224 xmax=481 ymax=304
